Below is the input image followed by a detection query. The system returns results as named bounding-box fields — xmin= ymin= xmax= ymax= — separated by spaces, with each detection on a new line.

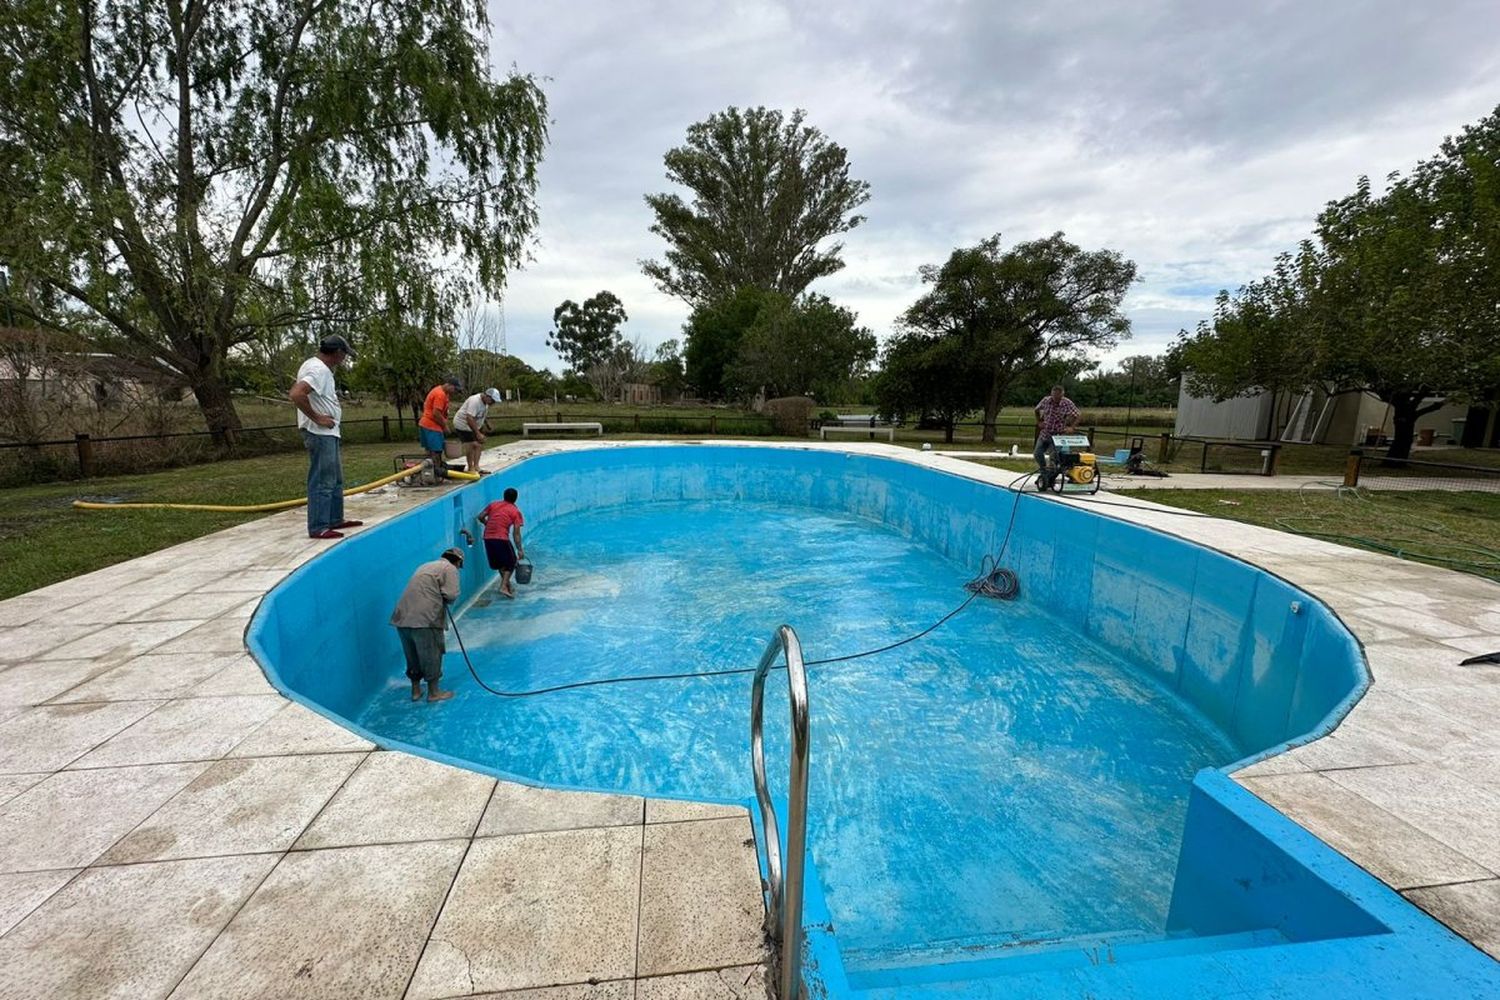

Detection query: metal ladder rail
xmin=751 ymin=625 xmax=810 ymax=1000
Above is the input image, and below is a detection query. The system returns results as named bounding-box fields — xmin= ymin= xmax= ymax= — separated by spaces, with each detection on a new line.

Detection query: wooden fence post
xmin=1157 ymin=432 xmax=1171 ymax=463
xmin=1344 ymin=449 xmax=1362 ymax=488
xmin=382 ymin=416 xmax=391 ymax=441
xmin=75 ymin=433 xmax=93 ymax=478
xmin=710 ymin=414 xmax=718 ymax=434
xmin=633 ymin=413 xmax=641 ymax=432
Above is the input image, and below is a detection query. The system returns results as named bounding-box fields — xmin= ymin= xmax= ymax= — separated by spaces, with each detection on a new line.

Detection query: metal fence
xmin=1344 ymin=452 xmax=1500 ymax=493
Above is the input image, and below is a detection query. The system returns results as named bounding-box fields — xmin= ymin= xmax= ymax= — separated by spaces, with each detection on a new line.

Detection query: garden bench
xmin=521 ymin=421 xmax=603 ymax=437
xmin=819 ymin=424 xmax=895 ymax=442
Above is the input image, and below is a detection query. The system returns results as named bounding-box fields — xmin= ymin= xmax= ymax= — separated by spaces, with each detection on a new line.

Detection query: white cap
xmin=484 ymin=387 xmax=501 ymax=401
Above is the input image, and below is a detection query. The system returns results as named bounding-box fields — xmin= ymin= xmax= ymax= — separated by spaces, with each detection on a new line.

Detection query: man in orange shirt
xmin=418 ymin=376 xmax=462 ymax=479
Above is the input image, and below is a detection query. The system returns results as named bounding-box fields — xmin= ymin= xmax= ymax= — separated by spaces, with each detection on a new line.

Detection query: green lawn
xmin=0 ymin=441 xmax=414 ymax=600
xmin=1143 ymin=488 xmax=1500 ymax=582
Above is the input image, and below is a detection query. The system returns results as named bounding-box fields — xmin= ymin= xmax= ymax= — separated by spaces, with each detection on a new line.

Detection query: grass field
xmin=1144 ymin=487 xmax=1500 ymax=582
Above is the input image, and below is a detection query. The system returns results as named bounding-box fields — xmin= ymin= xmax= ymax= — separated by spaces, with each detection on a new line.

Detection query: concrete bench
xmin=522 ymin=421 xmax=603 ymax=437
xmin=820 ymin=424 xmax=894 ymax=442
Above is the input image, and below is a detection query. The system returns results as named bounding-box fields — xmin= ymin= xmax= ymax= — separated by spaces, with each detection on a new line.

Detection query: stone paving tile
xmin=1279 ymin=722 xmax=1424 ymax=772
xmin=104 ymin=753 xmax=366 ymax=864
xmin=406 ymin=826 xmax=642 ymax=999
xmin=38 ymin=619 xmax=204 ymax=664
xmin=128 ymin=590 xmax=264 ymax=622
xmin=1399 ymin=683 xmax=1500 ymax=735
xmin=0 ymin=869 xmax=77 ymax=936
xmin=296 ymin=751 xmax=493 ymax=849
xmin=637 ymin=816 xmax=767 ymax=977
xmin=192 ymin=569 xmax=292 ymax=593
xmin=68 ymin=695 xmax=285 ymax=768
xmin=1441 ymin=636 xmax=1500 ymax=656
xmin=0 ymin=658 xmax=117 ymax=708
xmin=0 ymin=621 xmax=111 ymax=665
xmin=1231 ymin=753 xmax=1312 ymax=779
xmin=0 ymin=854 xmax=276 ymax=1000
xmin=146 ymin=616 xmax=251 ymax=656
xmin=0 ymin=701 xmax=166 ymax=773
xmin=0 ymin=762 xmax=207 ymax=873
xmin=636 ymin=965 xmax=768 ymax=999
xmin=1332 ymin=688 xmax=1479 ymax=757
xmin=1362 ymin=641 xmax=1490 ymax=689
xmin=59 ymin=588 xmax=185 ymax=624
xmin=187 ymin=654 xmax=278 ymax=697
xmin=477 ymin=781 xmax=642 ymax=837
xmin=645 ymin=799 xmax=750 ymax=824
xmin=227 ymin=701 xmax=374 ymax=757
xmin=0 ymin=772 xmax=47 ymax=808
xmin=438 ymin=984 xmax=633 ymax=1000
xmin=49 ymin=652 xmax=239 ymax=704
xmin=1240 ymin=772 xmax=1493 ymax=889
xmin=170 ymin=841 xmax=466 ymax=1000
xmin=1404 ymin=878 xmax=1500 ymax=961
xmin=0 ymin=596 xmax=60 ymax=628
xmin=1326 ymin=764 xmax=1500 ymax=872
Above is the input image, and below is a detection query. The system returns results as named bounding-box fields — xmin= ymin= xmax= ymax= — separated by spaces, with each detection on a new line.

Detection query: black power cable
xmin=446 ymin=471 xmax=1035 ymax=699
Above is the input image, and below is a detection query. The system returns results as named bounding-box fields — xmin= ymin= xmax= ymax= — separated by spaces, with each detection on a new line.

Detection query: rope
xmin=71 ymin=463 xmax=479 ymax=513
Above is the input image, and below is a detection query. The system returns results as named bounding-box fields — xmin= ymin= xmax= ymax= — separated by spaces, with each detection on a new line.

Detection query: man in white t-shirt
xmin=289 ymin=335 xmax=360 ymax=539
xmin=454 ymin=387 xmax=500 ymax=474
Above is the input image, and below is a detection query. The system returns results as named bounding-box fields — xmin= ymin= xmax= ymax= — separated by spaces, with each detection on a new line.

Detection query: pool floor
xmin=357 ymin=499 xmax=1237 ymax=958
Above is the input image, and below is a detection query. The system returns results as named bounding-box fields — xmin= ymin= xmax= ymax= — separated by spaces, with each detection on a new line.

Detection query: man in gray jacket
xmin=391 ymin=547 xmax=465 ymax=702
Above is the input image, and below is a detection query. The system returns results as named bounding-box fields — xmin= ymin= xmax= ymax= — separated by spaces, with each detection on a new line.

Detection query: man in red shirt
xmin=418 ymin=376 xmax=462 ymax=479
xmin=476 ymin=487 xmax=526 ymax=598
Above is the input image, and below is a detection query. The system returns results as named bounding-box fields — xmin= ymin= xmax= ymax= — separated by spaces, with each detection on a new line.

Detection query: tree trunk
xmin=190 ymin=373 xmax=243 ymax=447
xmin=981 ymin=374 xmax=1003 ymax=444
xmin=944 ymin=419 xmax=955 ymax=444
xmin=1384 ymin=395 xmax=1422 ymax=463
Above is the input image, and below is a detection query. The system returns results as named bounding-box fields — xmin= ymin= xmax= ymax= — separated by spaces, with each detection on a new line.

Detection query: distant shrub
xmin=763 ymin=396 xmax=815 ymax=436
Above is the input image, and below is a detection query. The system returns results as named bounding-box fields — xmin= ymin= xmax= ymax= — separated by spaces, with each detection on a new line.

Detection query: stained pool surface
xmin=254 ymin=446 xmax=1500 ymax=997
xmin=359 ymin=498 xmax=1236 ymax=959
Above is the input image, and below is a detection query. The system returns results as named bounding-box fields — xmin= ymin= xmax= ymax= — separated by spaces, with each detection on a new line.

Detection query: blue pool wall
xmin=248 ymin=444 xmax=1366 ymax=765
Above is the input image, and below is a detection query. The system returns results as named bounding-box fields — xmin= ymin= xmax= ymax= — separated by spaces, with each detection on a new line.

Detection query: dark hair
xmin=503 ymin=487 xmax=518 ymax=502
xmin=1051 ymin=384 xmax=1064 ymax=393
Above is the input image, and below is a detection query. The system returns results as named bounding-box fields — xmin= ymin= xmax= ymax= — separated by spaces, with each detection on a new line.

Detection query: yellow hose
xmin=74 ymin=462 xmax=481 ymax=513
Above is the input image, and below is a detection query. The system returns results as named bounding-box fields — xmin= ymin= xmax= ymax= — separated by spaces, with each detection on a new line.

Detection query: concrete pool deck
xmin=0 ymin=438 xmax=1497 ymax=998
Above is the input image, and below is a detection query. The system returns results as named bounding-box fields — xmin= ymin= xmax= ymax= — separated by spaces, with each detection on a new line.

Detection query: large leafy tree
xmin=682 ymin=285 xmax=772 ymax=400
xmin=0 ymin=0 xmax=547 ymax=440
xmin=641 ymin=107 xmax=870 ymax=307
xmin=728 ymin=292 xmax=876 ymax=402
xmin=547 ymin=291 xmax=627 ymax=374
xmin=1174 ymin=105 xmax=1500 ymax=459
xmin=873 ymin=331 xmax=986 ymax=444
xmin=904 ymin=233 xmax=1136 ymax=442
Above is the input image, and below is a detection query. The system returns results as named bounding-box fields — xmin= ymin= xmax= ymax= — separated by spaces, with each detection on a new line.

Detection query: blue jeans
xmin=302 ymin=431 xmax=344 ymax=534
xmin=1033 ymin=433 xmax=1054 ymax=471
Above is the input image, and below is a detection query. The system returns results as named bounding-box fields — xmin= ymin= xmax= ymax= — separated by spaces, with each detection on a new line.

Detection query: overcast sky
xmin=479 ymin=0 xmax=1500 ymax=376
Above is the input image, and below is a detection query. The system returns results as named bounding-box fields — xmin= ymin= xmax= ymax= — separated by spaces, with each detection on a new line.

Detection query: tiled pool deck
xmin=0 ymin=439 xmax=1496 ymax=998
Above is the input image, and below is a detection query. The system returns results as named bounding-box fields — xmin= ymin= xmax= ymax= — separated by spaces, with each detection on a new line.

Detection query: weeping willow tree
xmin=0 ymin=0 xmax=547 ymax=438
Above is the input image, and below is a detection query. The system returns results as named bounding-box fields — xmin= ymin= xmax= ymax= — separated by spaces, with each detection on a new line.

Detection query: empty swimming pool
xmin=249 ymin=444 xmax=1500 ymax=999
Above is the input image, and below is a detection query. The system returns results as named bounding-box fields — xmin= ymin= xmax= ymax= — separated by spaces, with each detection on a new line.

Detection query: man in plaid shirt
xmin=1033 ymin=385 xmax=1080 ymax=471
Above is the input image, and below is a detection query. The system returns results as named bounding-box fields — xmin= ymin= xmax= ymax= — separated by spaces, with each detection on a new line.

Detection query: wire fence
xmin=0 ymin=410 xmax=780 ymax=487
xmin=1345 ymin=452 xmax=1500 ymax=494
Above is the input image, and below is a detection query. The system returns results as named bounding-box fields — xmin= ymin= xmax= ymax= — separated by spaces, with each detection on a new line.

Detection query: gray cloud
xmin=485 ymin=1 xmax=1500 ymax=374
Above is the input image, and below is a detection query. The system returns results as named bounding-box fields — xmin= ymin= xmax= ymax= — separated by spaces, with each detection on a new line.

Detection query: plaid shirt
xmin=1035 ymin=395 xmax=1080 ymax=436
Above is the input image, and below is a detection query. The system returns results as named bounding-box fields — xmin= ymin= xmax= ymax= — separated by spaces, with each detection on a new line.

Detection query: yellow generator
xmin=1039 ymin=434 xmax=1101 ymax=495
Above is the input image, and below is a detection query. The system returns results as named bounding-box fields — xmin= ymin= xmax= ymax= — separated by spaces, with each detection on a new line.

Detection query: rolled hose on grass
xmin=72 ymin=465 xmax=480 ymax=513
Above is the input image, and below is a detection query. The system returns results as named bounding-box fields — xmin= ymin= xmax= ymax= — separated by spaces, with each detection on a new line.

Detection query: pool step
xmin=842 ymin=926 xmax=1288 ymax=992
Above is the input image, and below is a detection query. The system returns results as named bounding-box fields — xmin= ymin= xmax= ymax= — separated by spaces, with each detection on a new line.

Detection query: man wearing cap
xmin=390 ymin=547 xmax=465 ymax=703
xmin=454 ymin=387 xmax=501 ymax=475
xmin=418 ymin=375 xmax=462 ymax=480
xmin=289 ymin=335 xmax=363 ymax=539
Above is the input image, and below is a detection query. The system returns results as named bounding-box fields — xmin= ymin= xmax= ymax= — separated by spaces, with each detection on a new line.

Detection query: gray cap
xmin=441 ymin=546 xmax=465 ymax=565
xmin=319 ymin=334 xmax=355 ymax=357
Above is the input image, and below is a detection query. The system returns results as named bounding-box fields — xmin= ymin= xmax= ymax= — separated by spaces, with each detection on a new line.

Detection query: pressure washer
xmin=1037 ymin=433 xmax=1101 ymax=495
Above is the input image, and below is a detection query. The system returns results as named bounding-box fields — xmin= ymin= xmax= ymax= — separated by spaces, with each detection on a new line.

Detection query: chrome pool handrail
xmin=751 ymin=624 xmax=810 ymax=1000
